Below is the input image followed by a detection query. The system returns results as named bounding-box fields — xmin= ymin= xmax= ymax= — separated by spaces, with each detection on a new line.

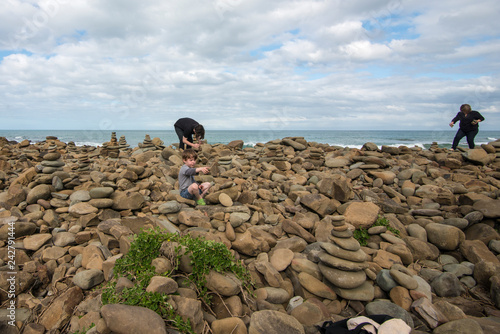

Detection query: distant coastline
xmin=1 ymin=129 xmax=499 ymax=150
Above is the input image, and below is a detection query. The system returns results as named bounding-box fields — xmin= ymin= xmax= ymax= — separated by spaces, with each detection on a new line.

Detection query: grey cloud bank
xmin=0 ymin=0 xmax=499 ymax=131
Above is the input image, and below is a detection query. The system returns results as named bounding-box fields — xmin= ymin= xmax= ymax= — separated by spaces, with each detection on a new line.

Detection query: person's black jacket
xmin=451 ymin=110 xmax=485 ymax=132
xmin=174 ymin=118 xmax=199 ymax=142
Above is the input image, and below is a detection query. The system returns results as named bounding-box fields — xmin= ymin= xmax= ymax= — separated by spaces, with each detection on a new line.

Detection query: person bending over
xmin=449 ymin=104 xmax=485 ymax=151
xmin=174 ymin=117 xmax=205 ymax=150
xmin=178 ymin=149 xmax=211 ymax=206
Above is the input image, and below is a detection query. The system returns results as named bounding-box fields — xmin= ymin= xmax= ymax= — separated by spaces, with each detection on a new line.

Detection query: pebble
xmin=219 ymin=193 xmax=233 ymax=207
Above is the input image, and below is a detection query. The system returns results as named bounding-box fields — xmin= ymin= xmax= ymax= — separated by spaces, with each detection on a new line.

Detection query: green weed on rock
xmin=101 ymin=227 xmax=253 ymax=333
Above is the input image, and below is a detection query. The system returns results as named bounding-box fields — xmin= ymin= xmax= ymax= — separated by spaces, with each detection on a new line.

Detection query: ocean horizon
xmin=1 ymin=129 xmax=499 ymax=150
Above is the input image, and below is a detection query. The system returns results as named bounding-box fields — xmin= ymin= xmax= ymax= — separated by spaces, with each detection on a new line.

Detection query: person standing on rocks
xmin=449 ymin=104 xmax=485 ymax=151
xmin=174 ymin=117 xmax=205 ymax=150
xmin=179 ymin=149 xmax=211 ymax=206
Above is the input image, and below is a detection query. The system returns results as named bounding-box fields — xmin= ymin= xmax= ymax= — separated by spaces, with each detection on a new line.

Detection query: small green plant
xmin=373 ymin=215 xmax=400 ymax=236
xmin=177 ymin=235 xmax=252 ymax=304
xmin=353 ymin=228 xmax=369 ymax=246
xmin=72 ymin=323 xmax=95 ymax=334
xmin=101 ymin=228 xmax=253 ymax=334
xmin=352 ymin=215 xmax=401 ymax=247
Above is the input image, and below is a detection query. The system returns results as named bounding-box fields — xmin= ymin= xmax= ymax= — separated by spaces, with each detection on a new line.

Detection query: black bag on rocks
xmin=316 ymin=314 xmax=394 ymax=334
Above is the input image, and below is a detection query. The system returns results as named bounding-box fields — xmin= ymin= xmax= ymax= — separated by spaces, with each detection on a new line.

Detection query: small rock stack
xmin=318 ymin=216 xmax=373 ymax=301
xmin=263 ymin=140 xmax=285 ymax=162
xmin=151 ymin=137 xmax=165 ymax=150
xmin=38 ymin=142 xmax=65 ymax=174
xmin=106 ymin=132 xmax=120 ymax=159
xmin=138 ymin=134 xmax=156 ymax=152
xmin=308 ymin=147 xmax=324 ymax=163
xmin=118 ymin=135 xmax=129 ymax=150
xmin=218 ymin=152 xmax=233 ymax=168
xmin=67 ymin=141 xmax=77 ymax=153
xmin=77 ymin=148 xmax=91 ymax=171
xmin=43 ymin=136 xmax=66 ymax=151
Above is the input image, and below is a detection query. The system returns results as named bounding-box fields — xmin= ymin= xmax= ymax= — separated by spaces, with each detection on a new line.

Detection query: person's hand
xmin=192 ymin=143 xmax=200 ymax=149
xmin=449 ymin=122 xmax=454 ymax=127
xmin=200 ymin=167 xmax=209 ymax=174
xmin=472 ymin=119 xmax=479 ymax=125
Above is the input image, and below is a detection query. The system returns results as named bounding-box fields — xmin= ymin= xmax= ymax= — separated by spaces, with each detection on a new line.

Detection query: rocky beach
xmin=1 ymin=133 xmax=500 ymax=334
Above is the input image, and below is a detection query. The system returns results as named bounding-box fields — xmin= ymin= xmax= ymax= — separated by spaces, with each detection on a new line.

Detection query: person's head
xmin=193 ymin=124 xmax=205 ymax=141
xmin=182 ymin=149 xmax=198 ymax=167
xmin=460 ymin=104 xmax=472 ymax=114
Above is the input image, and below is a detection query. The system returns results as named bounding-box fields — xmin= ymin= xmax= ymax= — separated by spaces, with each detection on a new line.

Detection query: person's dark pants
xmin=175 ymin=126 xmax=184 ymax=149
xmin=175 ymin=126 xmax=191 ymax=150
xmin=452 ymin=128 xmax=478 ymax=149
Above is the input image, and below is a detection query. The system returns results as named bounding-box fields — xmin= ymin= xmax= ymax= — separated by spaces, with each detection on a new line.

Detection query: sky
xmin=0 ymin=0 xmax=499 ymax=131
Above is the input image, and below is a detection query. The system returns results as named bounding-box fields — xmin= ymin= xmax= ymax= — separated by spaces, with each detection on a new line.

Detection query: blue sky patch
xmin=0 ymin=49 xmax=33 ymax=61
xmin=250 ymin=42 xmax=282 ymax=58
xmin=74 ymin=30 xmax=87 ymax=38
xmin=55 ymin=29 xmax=87 ymax=46
xmin=362 ymin=12 xmax=420 ymax=42
xmin=462 ymin=35 xmax=499 ymax=46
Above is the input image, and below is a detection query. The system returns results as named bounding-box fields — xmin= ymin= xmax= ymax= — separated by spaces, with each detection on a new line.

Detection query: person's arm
xmin=182 ymin=125 xmax=200 ymax=148
xmin=181 ymin=166 xmax=198 ymax=176
xmin=449 ymin=112 xmax=461 ymax=127
xmin=183 ymin=166 xmax=208 ymax=175
xmin=195 ymin=167 xmax=209 ymax=174
xmin=182 ymin=136 xmax=199 ymax=148
xmin=471 ymin=111 xmax=485 ymax=125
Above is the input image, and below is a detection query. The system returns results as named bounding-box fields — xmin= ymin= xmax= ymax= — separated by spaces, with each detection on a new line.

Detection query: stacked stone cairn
xmin=67 ymin=141 xmax=78 ymax=153
xmin=118 ymin=135 xmax=129 ymax=150
xmin=217 ymin=149 xmax=233 ymax=168
xmin=77 ymin=148 xmax=91 ymax=171
xmin=137 ymin=134 xmax=157 ymax=152
xmin=151 ymin=137 xmax=165 ymax=150
xmin=101 ymin=132 xmax=120 ymax=159
xmin=38 ymin=141 xmax=65 ymax=175
xmin=42 ymin=136 xmax=67 ymax=151
xmin=317 ymin=216 xmax=373 ymax=301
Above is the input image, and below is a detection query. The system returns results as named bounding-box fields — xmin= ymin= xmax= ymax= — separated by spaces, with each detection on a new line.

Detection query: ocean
xmin=0 ymin=129 xmax=499 ymax=150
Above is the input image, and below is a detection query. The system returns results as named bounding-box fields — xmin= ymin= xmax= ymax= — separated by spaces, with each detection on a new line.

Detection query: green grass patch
xmin=101 ymin=227 xmax=252 ymax=333
xmin=353 ymin=228 xmax=369 ymax=246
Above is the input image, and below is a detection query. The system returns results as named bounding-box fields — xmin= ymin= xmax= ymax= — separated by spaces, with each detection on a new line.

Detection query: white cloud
xmin=0 ymin=0 xmax=499 ymax=131
xmin=340 ymin=40 xmax=392 ymax=61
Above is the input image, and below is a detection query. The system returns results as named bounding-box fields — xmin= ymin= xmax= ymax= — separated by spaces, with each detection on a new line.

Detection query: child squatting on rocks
xmin=178 ymin=149 xmax=211 ymax=205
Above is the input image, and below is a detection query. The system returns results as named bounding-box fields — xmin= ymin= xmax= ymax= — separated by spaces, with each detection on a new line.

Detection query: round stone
xmin=219 ymin=193 xmax=233 ymax=207
xmin=390 ymin=269 xmax=419 ymax=290
xmin=331 ymin=229 xmax=353 ymax=238
xmin=332 ymin=281 xmax=375 ymax=302
xmin=318 ymin=262 xmax=366 ymax=289
xmin=320 ymin=242 xmax=369 ymax=262
xmin=376 ymin=269 xmax=398 ymax=292
xmin=331 ymin=235 xmax=361 ymax=251
xmin=318 ymin=252 xmax=368 ymax=271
